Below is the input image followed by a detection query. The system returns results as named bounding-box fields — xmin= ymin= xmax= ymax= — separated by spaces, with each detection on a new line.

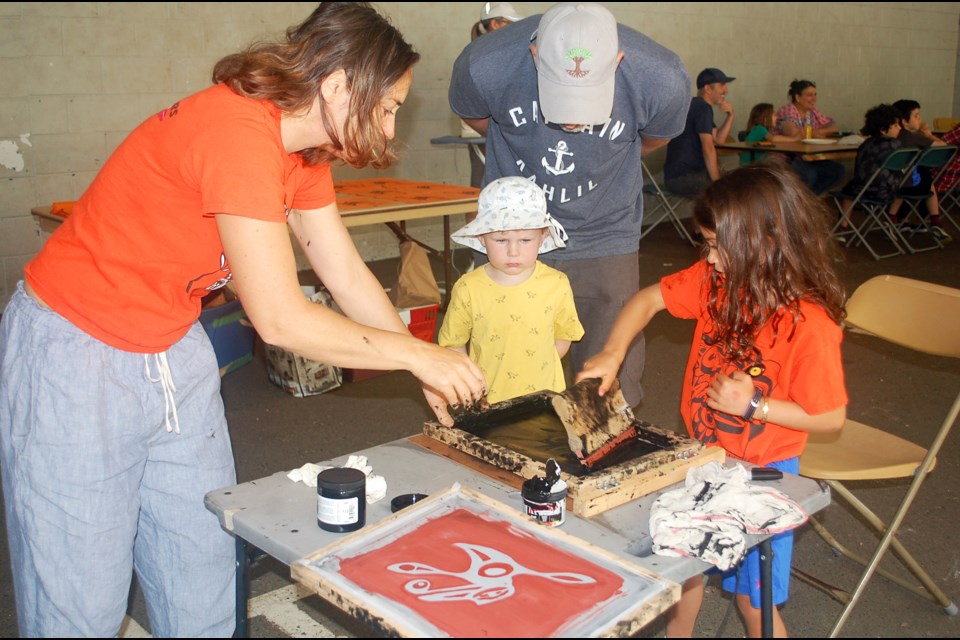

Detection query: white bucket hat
xmin=452 ymin=177 xmax=568 ymax=254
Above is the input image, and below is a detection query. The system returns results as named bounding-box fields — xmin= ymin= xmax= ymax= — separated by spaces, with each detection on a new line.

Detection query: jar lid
xmin=318 ymin=467 xmax=366 ymax=491
xmin=522 ymin=477 xmax=566 ymax=502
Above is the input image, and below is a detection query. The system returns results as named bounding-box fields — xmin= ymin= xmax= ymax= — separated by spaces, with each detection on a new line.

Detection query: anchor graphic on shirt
xmin=387 ymin=542 xmax=595 ymax=605
xmin=542 ymin=140 xmax=575 ymax=175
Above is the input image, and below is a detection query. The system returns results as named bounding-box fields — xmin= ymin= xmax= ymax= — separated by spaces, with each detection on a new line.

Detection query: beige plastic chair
xmin=934 ymin=117 xmax=960 ymax=133
xmin=795 ymin=275 xmax=960 ymax=637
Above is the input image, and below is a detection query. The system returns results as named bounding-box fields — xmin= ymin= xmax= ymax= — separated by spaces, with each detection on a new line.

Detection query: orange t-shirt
xmin=26 ymin=84 xmax=335 ymax=352
xmin=660 ymin=260 xmax=847 ymax=465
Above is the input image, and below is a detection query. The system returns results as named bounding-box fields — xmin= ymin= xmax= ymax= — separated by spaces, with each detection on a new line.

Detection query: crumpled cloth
xmin=649 ymin=462 xmax=808 ymax=571
xmin=287 ymin=454 xmax=387 ymax=504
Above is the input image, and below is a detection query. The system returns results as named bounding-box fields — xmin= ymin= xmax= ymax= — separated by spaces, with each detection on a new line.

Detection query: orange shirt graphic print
xmin=688 ymin=330 xmax=774 ymax=456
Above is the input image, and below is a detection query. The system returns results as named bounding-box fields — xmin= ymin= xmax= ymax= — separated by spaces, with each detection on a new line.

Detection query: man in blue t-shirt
xmin=664 ymin=68 xmax=736 ymax=197
xmin=448 ymin=2 xmax=690 ymax=406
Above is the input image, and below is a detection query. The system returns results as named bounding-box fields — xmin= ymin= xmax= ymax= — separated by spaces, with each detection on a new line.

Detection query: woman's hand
xmin=576 ymin=350 xmax=624 ymax=397
xmin=408 ymin=343 xmax=487 ymax=426
xmin=814 ymin=124 xmax=840 ymax=139
xmin=706 ymin=370 xmax=756 ymax=417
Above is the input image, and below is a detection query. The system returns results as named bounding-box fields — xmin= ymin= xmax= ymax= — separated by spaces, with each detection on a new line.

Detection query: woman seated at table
xmin=776 ymin=79 xmax=845 ymax=195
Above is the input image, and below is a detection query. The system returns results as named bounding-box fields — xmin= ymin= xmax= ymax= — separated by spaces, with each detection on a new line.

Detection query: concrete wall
xmin=2 ymin=1 xmax=959 ymax=307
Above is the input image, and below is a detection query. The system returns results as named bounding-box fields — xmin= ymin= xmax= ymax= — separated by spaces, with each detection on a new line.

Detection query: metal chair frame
xmin=933 ymin=153 xmax=960 ymax=234
xmin=831 ymin=148 xmax=920 ymax=260
xmin=640 ymin=161 xmax=696 ymax=246
xmin=891 ymin=145 xmax=958 ymax=253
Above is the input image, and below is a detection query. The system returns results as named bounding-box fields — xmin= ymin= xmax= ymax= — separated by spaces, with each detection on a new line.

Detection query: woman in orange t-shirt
xmin=578 ymin=164 xmax=847 ymax=638
xmin=0 ymin=4 xmax=485 ymax=637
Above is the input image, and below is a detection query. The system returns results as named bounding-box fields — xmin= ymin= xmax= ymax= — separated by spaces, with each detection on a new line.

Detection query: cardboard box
xmin=264 ymin=289 xmax=343 ymax=397
xmin=342 ymin=303 xmax=439 ymax=383
xmin=200 ymin=290 xmax=255 ymax=377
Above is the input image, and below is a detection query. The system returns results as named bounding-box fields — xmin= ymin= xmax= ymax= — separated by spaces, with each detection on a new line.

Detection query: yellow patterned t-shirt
xmin=438 ymin=261 xmax=584 ymax=403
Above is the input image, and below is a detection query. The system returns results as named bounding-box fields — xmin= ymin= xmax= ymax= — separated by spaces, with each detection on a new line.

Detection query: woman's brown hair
xmin=212 ymin=2 xmax=420 ymax=169
xmin=693 ymin=164 xmax=846 ymax=365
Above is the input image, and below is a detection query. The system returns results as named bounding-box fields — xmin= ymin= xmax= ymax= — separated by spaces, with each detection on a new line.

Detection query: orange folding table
xmin=31 ymin=178 xmax=479 ymax=305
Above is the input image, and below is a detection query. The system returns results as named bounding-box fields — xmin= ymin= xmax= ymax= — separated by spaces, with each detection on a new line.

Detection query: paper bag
xmin=388 ymin=240 xmax=441 ymax=308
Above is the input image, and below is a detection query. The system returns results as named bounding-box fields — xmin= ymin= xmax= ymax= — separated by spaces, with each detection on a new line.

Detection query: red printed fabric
xmin=660 ymin=260 xmax=847 ymax=465
xmin=935 ymin=124 xmax=960 ymax=193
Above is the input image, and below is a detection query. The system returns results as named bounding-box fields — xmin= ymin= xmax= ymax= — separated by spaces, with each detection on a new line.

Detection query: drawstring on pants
xmin=144 ymin=352 xmax=181 ymax=434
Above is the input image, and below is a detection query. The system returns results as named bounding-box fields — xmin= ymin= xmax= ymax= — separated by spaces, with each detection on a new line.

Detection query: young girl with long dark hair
xmin=579 ymin=164 xmax=848 ymax=637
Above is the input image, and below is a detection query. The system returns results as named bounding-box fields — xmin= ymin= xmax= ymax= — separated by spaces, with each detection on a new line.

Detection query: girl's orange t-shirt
xmin=660 ymin=260 xmax=847 ymax=466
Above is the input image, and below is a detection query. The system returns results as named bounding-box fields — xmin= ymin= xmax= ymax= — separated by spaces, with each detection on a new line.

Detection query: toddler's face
xmin=479 ymin=228 xmax=547 ymax=277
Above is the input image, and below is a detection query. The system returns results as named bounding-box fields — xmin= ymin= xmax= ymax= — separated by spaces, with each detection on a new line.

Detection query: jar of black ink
xmin=521 ymin=458 xmax=567 ymax=527
xmin=317 ymin=467 xmax=366 ymax=533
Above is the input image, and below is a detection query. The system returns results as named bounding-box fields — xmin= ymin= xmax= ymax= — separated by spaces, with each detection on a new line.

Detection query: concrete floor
xmin=2 ymin=221 xmax=959 ymax=637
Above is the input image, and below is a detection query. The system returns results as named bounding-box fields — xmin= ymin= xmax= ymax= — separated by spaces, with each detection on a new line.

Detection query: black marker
xmin=751 ymin=467 xmax=783 ymax=481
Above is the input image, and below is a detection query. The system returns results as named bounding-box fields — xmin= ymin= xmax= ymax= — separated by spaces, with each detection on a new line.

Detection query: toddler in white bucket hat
xmin=440 ymin=176 xmax=583 ymax=404
xmin=452 ymin=176 xmax=568 ymax=254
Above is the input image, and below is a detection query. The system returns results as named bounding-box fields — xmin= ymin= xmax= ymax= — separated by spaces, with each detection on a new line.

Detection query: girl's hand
xmin=576 ymin=350 xmax=624 ymax=397
xmin=706 ymin=370 xmax=757 ymax=417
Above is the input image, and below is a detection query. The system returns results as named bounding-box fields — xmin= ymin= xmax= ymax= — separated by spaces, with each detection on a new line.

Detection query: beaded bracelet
xmin=742 ymin=386 xmax=763 ymax=420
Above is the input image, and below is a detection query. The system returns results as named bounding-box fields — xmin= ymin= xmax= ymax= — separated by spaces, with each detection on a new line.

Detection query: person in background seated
xmin=934 ymin=121 xmax=960 ymax=197
xmin=664 ymin=68 xmax=736 ymax=196
xmin=887 ymin=98 xmax=951 ymax=242
xmin=776 ymin=79 xmax=845 ymax=195
xmin=739 ymin=102 xmax=801 ymax=166
xmin=439 ymin=176 xmax=584 ymax=403
xmin=835 ymin=104 xmax=903 ymax=237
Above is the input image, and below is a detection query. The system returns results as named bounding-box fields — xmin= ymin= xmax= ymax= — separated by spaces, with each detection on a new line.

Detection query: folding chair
xmin=831 ymin=147 xmax=920 ymax=260
xmin=936 ymin=176 xmax=960 ymax=234
xmin=891 ymin=145 xmax=958 ymax=253
xmin=640 ymin=161 xmax=696 ymax=245
xmin=794 ymin=275 xmax=960 ymax=637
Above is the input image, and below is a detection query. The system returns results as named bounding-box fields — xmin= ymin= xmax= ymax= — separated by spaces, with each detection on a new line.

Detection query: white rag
xmin=649 ymin=462 xmax=808 ymax=571
xmin=287 ymin=454 xmax=387 ymax=505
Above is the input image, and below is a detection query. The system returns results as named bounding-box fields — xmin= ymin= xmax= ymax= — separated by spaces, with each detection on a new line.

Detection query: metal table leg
xmin=760 ymin=538 xmax=773 ymax=638
xmin=234 ymin=536 xmax=249 ymax=638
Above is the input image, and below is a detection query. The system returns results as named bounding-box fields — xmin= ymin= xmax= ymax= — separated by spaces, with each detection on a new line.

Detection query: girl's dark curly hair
xmin=212 ymin=2 xmax=420 ymax=169
xmin=693 ymin=164 xmax=846 ymax=366
xmin=860 ymin=104 xmax=900 ymax=137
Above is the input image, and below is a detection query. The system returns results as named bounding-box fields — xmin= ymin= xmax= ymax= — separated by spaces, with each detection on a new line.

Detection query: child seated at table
xmin=888 ymin=98 xmax=952 ymax=242
xmin=438 ymin=177 xmax=584 ymax=403
xmin=739 ymin=103 xmax=801 ymax=165
xmin=836 ymin=104 xmax=904 ymax=234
